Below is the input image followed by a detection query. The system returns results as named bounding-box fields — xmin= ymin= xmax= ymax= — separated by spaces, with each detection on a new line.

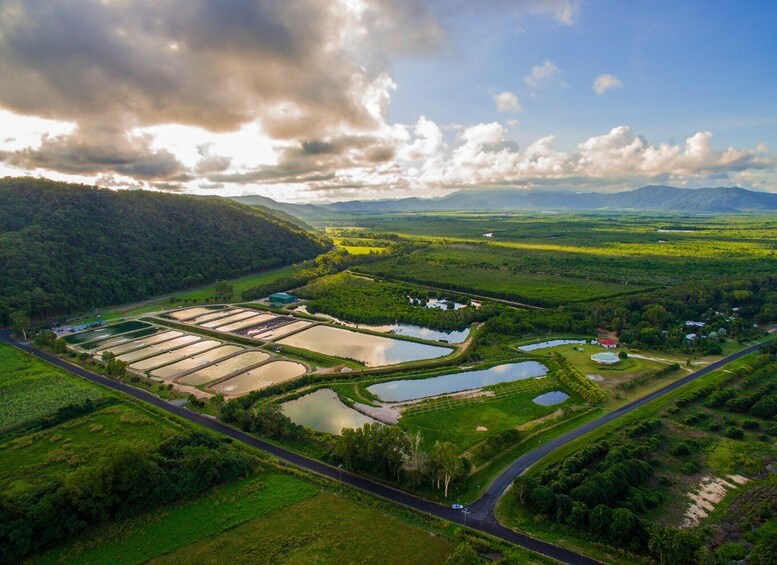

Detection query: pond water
xmin=415 ymin=298 xmax=468 ymax=310
xmin=130 ymin=340 xmax=221 ymax=371
xmin=518 ymin=339 xmax=586 ymax=352
xmin=367 ymin=361 xmax=548 ymax=402
xmin=216 ymin=313 xmax=276 ymax=333
xmin=98 ymin=331 xmax=184 ymax=355
xmin=151 ymin=345 xmax=244 ymax=379
xmin=202 ymin=310 xmax=257 ymax=328
xmin=178 ymin=350 xmax=271 ymax=386
xmin=250 ymin=320 xmax=312 ymax=340
xmin=532 ymin=391 xmax=570 ymax=406
xmin=188 ymin=309 xmax=241 ymax=325
xmin=168 ymin=307 xmax=223 ymax=320
xmin=81 ymin=327 xmax=159 ymax=350
xmin=293 ymin=305 xmax=469 ymax=343
xmin=281 ymin=388 xmax=378 ymax=435
xmin=278 ymin=325 xmax=452 ymax=367
xmin=211 ymin=360 xmax=307 ymax=396
xmin=64 ymin=321 xmax=151 ymax=344
xmin=115 ymin=335 xmax=200 ymax=363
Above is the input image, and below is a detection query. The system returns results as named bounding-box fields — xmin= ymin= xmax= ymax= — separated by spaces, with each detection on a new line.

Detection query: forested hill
xmin=0 ymin=178 xmax=330 ymax=323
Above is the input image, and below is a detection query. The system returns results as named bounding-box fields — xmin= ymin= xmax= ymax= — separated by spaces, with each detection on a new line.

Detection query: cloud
xmin=593 ymin=74 xmax=623 ymax=95
xmin=494 ymin=91 xmax=523 ymax=113
xmin=413 ymin=124 xmax=775 ymax=190
xmin=7 ymin=124 xmax=187 ymax=180
xmin=524 ymin=60 xmax=560 ymax=88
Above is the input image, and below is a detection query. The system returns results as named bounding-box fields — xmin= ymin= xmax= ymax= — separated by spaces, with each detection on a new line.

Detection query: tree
xmin=430 ymin=441 xmax=464 ymax=498
xmin=52 ymin=337 xmax=68 ymax=354
xmin=215 ymin=281 xmax=234 ymax=298
xmin=512 ymin=476 xmax=533 ymax=505
xmin=445 ymin=543 xmax=480 ymax=564
xmin=10 ymin=310 xmax=29 ymax=340
xmin=33 ymin=330 xmax=56 ymax=347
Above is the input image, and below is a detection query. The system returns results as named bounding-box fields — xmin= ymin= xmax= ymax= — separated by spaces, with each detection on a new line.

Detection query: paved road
xmin=2 ymin=333 xmax=769 ymax=564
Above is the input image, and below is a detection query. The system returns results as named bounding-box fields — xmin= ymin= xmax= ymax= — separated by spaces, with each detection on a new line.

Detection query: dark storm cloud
xmin=7 ymin=125 xmax=186 ymax=179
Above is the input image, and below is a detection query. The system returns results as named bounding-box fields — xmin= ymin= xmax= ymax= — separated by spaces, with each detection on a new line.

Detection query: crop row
xmin=550 ymin=352 xmax=606 ymax=403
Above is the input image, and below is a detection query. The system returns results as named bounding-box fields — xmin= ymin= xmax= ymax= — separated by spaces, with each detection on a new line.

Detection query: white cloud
xmin=593 ymin=74 xmax=623 ymax=95
xmin=524 ymin=60 xmax=560 ymax=88
xmin=494 ymin=91 xmax=523 ymax=113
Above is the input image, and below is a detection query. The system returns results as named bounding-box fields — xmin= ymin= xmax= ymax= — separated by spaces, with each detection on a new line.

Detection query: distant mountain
xmin=0 ymin=178 xmax=329 ymax=322
xmin=231 ymin=194 xmax=336 ymax=223
xmin=320 ymin=185 xmax=777 ymax=214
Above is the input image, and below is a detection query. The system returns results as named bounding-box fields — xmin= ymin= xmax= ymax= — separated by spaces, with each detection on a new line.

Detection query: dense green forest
xmin=0 ymin=178 xmax=329 ymax=324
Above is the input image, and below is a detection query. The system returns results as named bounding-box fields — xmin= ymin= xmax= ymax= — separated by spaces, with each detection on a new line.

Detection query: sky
xmin=0 ymin=0 xmax=775 ymax=202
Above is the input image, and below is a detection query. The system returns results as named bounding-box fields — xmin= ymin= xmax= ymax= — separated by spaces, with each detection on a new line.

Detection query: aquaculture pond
xmin=292 ymin=306 xmax=469 ymax=343
xmin=64 ymin=321 xmax=151 ymax=344
xmin=278 ymin=325 xmax=452 ymax=367
xmin=211 ymin=360 xmax=306 ymax=396
xmin=367 ymin=361 xmax=548 ymax=402
xmin=150 ymin=345 xmax=243 ymax=379
xmin=97 ymin=331 xmax=184 ymax=356
xmin=168 ymin=306 xmax=224 ymax=320
xmin=178 ymin=350 xmax=270 ymax=386
xmin=532 ymin=391 xmax=570 ymax=406
xmin=281 ymin=388 xmax=378 ymax=435
xmin=79 ymin=327 xmax=159 ymax=350
xmin=114 ymin=335 xmax=200 ymax=364
xmin=128 ymin=340 xmax=220 ymax=371
xmin=518 ymin=339 xmax=586 ymax=352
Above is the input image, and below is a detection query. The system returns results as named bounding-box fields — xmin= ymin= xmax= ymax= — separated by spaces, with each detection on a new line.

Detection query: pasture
xmin=0 ymin=343 xmax=107 ymax=430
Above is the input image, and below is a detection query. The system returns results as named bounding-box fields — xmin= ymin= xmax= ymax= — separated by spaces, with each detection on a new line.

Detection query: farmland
xmin=497 ymin=349 xmax=777 ymax=564
xmin=0 ymin=343 xmax=108 ymax=430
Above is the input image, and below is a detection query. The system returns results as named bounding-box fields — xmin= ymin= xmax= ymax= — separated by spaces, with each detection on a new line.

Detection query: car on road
xmin=451 ymin=503 xmax=464 ymax=510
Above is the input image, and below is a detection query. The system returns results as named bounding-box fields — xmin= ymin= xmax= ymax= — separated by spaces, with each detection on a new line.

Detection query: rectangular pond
xmin=281 ymin=388 xmax=378 ymax=435
xmin=130 ymin=340 xmax=221 ymax=371
xmin=150 ymin=345 xmax=244 ymax=379
xmin=518 ymin=339 xmax=586 ymax=352
xmin=216 ymin=313 xmax=277 ymax=333
xmin=98 ymin=331 xmax=184 ymax=355
xmin=168 ymin=307 xmax=223 ymax=320
xmin=250 ymin=320 xmax=312 ymax=340
xmin=116 ymin=335 xmax=201 ymax=364
xmin=278 ymin=325 xmax=452 ymax=367
xmin=178 ymin=350 xmax=271 ymax=386
xmin=201 ymin=310 xmax=256 ymax=328
xmin=64 ymin=321 xmax=152 ymax=344
xmin=210 ymin=360 xmax=307 ymax=396
xmin=187 ymin=309 xmax=241 ymax=325
xmin=367 ymin=361 xmax=548 ymax=402
xmin=81 ymin=327 xmax=159 ymax=350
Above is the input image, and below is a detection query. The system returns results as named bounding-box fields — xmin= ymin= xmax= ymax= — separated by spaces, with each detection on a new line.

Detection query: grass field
xmin=0 ymin=343 xmax=108 ymax=430
xmin=150 ymin=492 xmax=454 ymax=565
xmin=41 ymin=473 xmax=320 ymax=564
xmin=399 ymin=375 xmax=582 ymax=453
xmin=0 ymin=402 xmax=179 ymax=499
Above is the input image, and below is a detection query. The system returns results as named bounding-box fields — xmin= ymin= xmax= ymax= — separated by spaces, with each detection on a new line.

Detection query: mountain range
xmin=233 ymin=185 xmax=777 ymax=220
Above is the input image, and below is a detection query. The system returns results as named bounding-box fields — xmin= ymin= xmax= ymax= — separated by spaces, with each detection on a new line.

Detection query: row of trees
xmin=551 ymin=353 xmax=606 ymax=403
xmin=334 ymin=424 xmax=467 ymax=498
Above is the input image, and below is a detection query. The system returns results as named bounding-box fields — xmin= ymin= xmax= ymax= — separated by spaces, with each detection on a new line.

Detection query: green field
xmin=497 ymin=350 xmax=777 ymax=565
xmin=42 ymin=473 xmax=320 ymax=564
xmin=0 ymin=344 xmax=108 ymax=430
xmin=149 ymin=492 xmax=454 ymax=565
xmin=399 ymin=375 xmax=579 ymax=454
xmin=0 ymin=402 xmax=179 ymax=499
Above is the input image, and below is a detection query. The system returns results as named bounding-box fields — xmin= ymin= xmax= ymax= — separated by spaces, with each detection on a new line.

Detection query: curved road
xmin=2 ymin=333 xmax=769 ymax=565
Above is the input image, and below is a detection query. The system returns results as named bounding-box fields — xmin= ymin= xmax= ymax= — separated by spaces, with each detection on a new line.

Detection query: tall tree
xmin=10 ymin=310 xmax=29 ymax=340
xmin=430 ymin=441 xmax=464 ymax=498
